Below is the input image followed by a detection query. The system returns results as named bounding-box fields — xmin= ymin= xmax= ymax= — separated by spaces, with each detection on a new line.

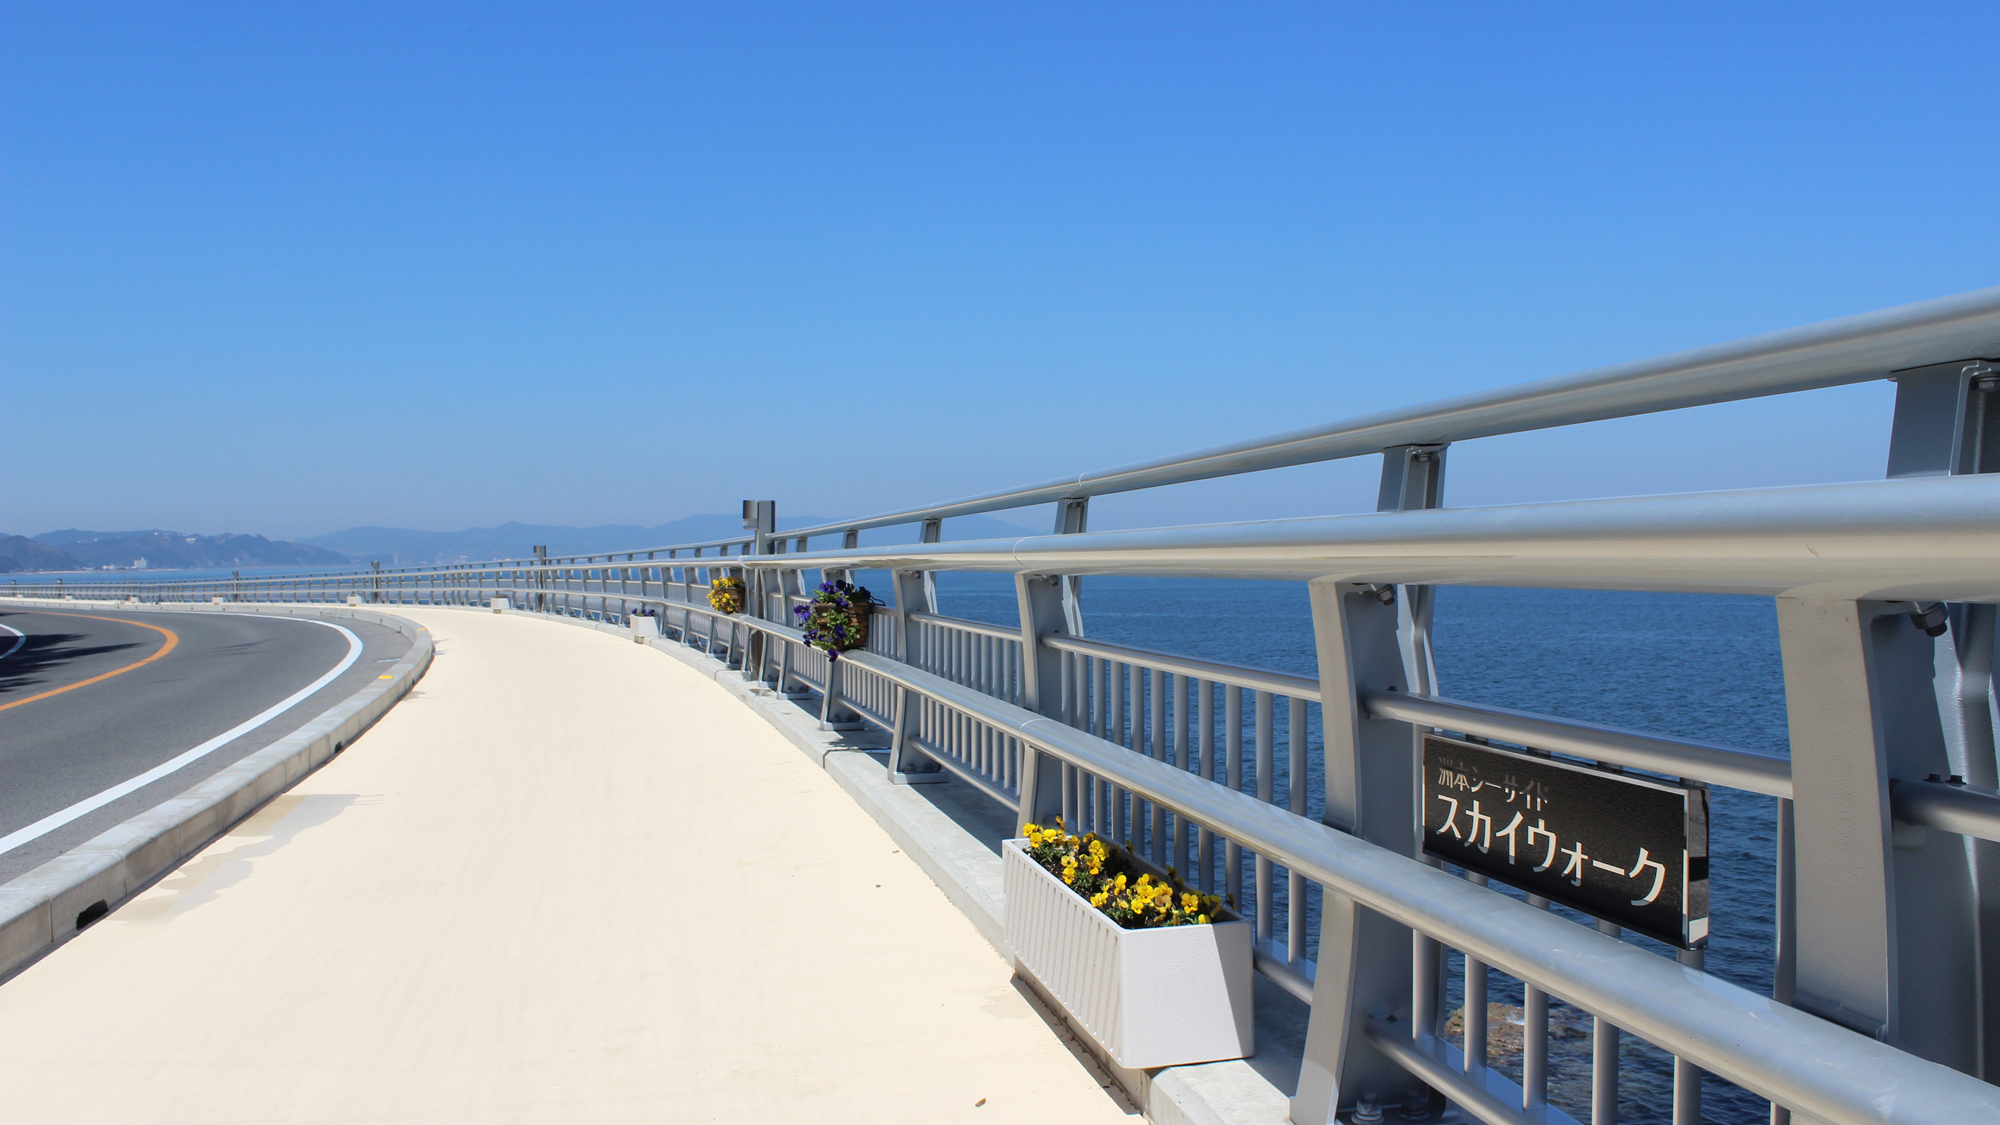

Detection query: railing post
xmin=1882 ymin=357 xmax=2000 ymax=1079
xmin=1053 ymin=497 xmax=1088 ymax=635
xmin=1778 ymin=596 xmax=1977 ymax=1067
xmin=918 ymin=518 xmax=942 ymax=608
xmin=886 ymin=569 xmax=945 ymax=784
xmin=1377 ymin=444 xmax=1446 ymax=694
xmin=741 ymin=501 xmax=776 ymax=682
xmin=1013 ymin=573 xmax=1072 ymax=836
xmin=1292 ymin=577 xmax=1421 ymax=1125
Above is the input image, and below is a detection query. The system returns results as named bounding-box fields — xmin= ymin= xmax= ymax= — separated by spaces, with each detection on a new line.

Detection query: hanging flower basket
xmin=708 ymin=575 xmax=745 ymax=615
xmin=793 ymin=579 xmax=877 ymax=659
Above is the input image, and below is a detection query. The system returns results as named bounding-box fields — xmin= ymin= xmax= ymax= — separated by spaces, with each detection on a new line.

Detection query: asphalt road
xmin=0 ymin=607 xmax=414 ymax=882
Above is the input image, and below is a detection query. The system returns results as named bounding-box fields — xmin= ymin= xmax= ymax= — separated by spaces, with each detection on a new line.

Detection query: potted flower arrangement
xmin=1004 ymin=821 xmax=1254 ymax=1069
xmin=793 ymin=579 xmax=876 ymax=659
xmin=708 ymin=575 xmax=746 ymax=615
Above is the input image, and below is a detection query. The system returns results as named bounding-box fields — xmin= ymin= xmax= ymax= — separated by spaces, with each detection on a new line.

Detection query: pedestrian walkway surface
xmin=0 ymin=608 xmax=1134 ymax=1124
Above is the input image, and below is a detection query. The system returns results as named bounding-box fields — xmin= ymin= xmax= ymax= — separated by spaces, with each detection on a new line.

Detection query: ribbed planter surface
xmin=1002 ymin=838 xmax=1253 ymax=1069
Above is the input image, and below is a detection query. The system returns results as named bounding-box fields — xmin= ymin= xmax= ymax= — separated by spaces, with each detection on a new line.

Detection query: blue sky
xmin=4 ymin=3 xmax=1995 ymax=541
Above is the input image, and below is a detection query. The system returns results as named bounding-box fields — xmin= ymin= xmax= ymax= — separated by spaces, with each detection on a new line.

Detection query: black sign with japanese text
xmin=1422 ymin=735 xmax=1709 ymax=948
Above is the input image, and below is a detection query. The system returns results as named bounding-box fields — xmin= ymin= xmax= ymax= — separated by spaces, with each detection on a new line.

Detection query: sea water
xmin=930 ymin=573 xmax=1784 ymax=1125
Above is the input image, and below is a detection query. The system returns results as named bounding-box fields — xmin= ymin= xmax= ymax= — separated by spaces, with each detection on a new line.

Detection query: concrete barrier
xmin=0 ymin=602 xmax=434 ymax=983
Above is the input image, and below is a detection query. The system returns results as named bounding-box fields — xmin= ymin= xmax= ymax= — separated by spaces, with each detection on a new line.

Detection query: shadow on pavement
xmin=0 ymin=626 xmax=146 ymax=698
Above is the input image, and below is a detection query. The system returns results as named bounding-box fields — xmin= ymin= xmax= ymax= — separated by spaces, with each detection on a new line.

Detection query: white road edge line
xmin=0 ymin=623 xmax=24 ymax=662
xmin=0 ymin=616 xmax=364 ymax=857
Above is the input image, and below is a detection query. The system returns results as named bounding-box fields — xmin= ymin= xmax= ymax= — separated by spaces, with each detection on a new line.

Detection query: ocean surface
xmin=929 ymin=573 xmax=1785 ymax=1125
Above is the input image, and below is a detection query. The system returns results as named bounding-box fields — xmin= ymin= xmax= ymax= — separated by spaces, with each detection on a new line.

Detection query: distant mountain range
xmin=0 ymin=535 xmax=82 ymax=574
xmin=301 ymin=514 xmax=1046 ymax=566
xmin=1 ymin=530 xmax=350 ymax=573
xmin=0 ymin=514 xmax=1050 ymax=574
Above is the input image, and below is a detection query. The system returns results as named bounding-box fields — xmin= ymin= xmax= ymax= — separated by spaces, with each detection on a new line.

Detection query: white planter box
xmin=491 ymin=597 xmax=511 ymax=614
xmin=629 ymin=614 xmax=659 ymax=641
xmin=1003 ymin=838 xmax=1253 ymax=1069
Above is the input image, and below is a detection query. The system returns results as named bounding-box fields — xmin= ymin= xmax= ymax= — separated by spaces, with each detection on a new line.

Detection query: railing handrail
xmin=736 ymin=474 xmax=2000 ymax=599
xmin=1365 ymin=690 xmax=1794 ymax=798
xmin=40 ymin=284 xmax=1985 ymax=577
xmin=761 ymin=284 xmax=2000 ymax=541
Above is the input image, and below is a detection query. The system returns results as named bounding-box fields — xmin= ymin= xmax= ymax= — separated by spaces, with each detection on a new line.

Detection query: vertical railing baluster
xmin=1673 ymin=947 xmax=1704 ymax=1125
xmin=1254 ymin=689 xmax=1273 ymax=944
xmin=1463 ymin=875 xmax=1490 ymax=1077
xmin=1062 ymin=651 xmax=1076 ymax=727
xmin=1594 ymin=918 xmax=1621 ymax=1125
xmin=1149 ymin=667 xmax=1166 ymax=864
xmin=1772 ymin=797 xmax=1796 ymax=1125
xmin=1195 ymin=678 xmax=1213 ymax=892
xmin=1288 ymin=696 xmax=1307 ymax=962
xmin=1111 ymin=661 xmax=1127 ymax=844
xmin=1412 ymin=931 xmax=1440 ymax=1039
xmin=1225 ymin=685 xmax=1243 ymax=907
xmin=1524 ymin=894 xmax=1551 ymax=1110
xmin=1175 ymin=673 xmax=1191 ymax=881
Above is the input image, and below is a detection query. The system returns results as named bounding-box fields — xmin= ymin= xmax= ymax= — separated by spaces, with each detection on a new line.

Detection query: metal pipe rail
xmin=1363 ymin=691 xmax=1796 ymax=800
xmin=740 ymin=474 xmax=2000 ymax=600
xmin=761 ymin=285 xmax=2000 ymax=541
xmin=1889 ymin=778 xmax=2000 ymax=842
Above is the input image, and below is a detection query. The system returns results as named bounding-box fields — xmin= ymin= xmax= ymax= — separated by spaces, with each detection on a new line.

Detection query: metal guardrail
xmin=1363 ymin=692 xmax=1796 ymax=800
xmin=766 ymin=284 xmax=2000 ymax=542
xmin=747 ymin=473 xmax=2000 ymax=597
xmin=11 ymin=286 xmax=2000 ymax=1125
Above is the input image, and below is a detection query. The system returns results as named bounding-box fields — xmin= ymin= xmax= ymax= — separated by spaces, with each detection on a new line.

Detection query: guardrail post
xmin=1884 ymin=358 xmax=2000 ymax=1079
xmin=919 ymin=518 xmax=942 ymax=608
xmin=1293 ymin=577 xmax=1421 ymax=1125
xmin=1013 ymin=573 xmax=1072 ymax=836
xmin=886 ymin=569 xmax=946 ymax=783
xmin=1053 ymin=497 xmax=1088 ymax=634
xmin=1778 ymin=595 xmax=1980 ymax=1070
xmin=741 ymin=501 xmax=777 ymax=682
xmin=1377 ymin=444 xmax=1446 ymax=695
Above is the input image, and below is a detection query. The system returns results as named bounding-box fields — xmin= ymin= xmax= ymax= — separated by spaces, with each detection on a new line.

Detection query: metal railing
xmin=12 ymin=285 xmax=2000 ymax=1125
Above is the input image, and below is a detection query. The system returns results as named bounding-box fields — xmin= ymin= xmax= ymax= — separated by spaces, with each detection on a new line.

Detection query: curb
xmin=0 ymin=601 xmax=434 ymax=983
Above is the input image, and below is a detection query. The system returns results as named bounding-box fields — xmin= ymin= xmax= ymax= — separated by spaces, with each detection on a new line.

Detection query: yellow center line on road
xmin=0 ymin=613 xmax=180 ymax=714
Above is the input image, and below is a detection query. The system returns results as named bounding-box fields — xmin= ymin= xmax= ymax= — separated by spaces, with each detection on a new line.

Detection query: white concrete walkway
xmin=0 ymin=608 xmax=1133 ymax=1124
